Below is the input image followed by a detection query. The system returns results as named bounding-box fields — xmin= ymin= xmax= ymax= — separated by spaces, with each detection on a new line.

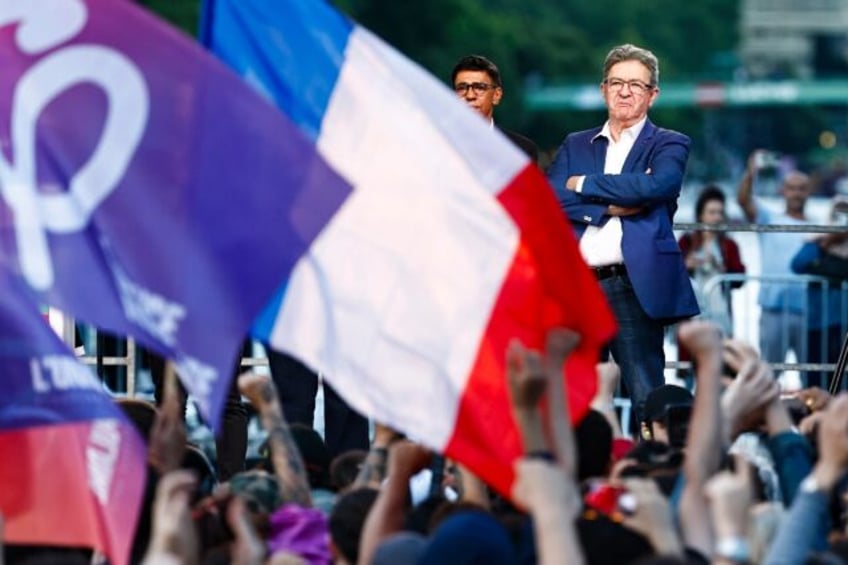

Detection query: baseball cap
xmin=642 ymin=384 xmax=693 ymax=423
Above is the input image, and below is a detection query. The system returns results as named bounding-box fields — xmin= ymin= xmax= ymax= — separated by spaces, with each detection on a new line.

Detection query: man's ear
xmin=492 ymin=87 xmax=503 ymax=106
xmin=647 ymin=87 xmax=659 ymax=108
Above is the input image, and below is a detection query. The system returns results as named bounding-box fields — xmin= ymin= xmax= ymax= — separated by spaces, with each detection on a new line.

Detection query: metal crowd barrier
xmin=667 ymin=220 xmax=847 ymax=385
xmin=58 ymin=221 xmax=846 ymax=397
xmin=698 ymin=273 xmax=847 ymax=374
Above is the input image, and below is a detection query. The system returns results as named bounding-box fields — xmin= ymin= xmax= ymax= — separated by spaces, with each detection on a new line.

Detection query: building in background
xmin=741 ymin=0 xmax=848 ymax=79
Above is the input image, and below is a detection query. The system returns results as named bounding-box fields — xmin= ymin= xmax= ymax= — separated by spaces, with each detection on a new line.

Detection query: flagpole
xmin=828 ymin=330 xmax=848 ymax=395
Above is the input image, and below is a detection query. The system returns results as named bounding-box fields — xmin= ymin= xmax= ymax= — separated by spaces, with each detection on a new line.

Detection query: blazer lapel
xmin=622 ymin=120 xmax=655 ymax=172
xmin=592 ymin=134 xmax=608 ymax=172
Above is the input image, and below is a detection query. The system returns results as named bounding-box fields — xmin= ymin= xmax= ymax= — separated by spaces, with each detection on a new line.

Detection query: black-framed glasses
xmin=604 ymin=78 xmax=654 ymax=95
xmin=454 ymin=82 xmax=497 ymax=95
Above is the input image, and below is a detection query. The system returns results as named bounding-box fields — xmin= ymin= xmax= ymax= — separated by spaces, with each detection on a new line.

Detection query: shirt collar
xmin=592 ymin=116 xmax=648 ymax=143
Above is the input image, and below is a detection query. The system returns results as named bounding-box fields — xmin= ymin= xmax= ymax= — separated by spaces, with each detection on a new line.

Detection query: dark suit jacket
xmin=546 ymin=119 xmax=699 ymax=322
xmin=499 ymin=126 xmax=539 ymax=165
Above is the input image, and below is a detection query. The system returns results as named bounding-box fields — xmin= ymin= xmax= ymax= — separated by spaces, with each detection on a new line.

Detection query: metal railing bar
xmin=674 ymin=222 xmax=847 ymax=233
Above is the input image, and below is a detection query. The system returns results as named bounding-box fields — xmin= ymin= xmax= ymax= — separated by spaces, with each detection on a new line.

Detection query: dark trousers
xmin=146 ymin=346 xmax=248 ymax=481
xmin=599 ymin=274 xmax=666 ymax=429
xmin=267 ymin=350 xmax=369 ymax=459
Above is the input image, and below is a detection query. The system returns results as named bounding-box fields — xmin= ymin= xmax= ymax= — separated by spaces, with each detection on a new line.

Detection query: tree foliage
xmin=139 ymin=0 xmax=200 ymax=36
xmin=146 ymin=1 xmax=843 ymax=181
xmin=334 ymin=0 xmax=739 ymax=151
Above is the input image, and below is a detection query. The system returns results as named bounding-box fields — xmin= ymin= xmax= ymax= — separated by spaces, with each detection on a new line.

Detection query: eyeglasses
xmin=604 ymin=78 xmax=654 ymax=95
xmin=454 ymin=82 xmax=497 ymax=95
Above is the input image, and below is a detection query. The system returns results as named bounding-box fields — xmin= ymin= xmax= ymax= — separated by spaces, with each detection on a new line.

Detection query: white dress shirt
xmin=577 ymin=117 xmax=646 ymax=267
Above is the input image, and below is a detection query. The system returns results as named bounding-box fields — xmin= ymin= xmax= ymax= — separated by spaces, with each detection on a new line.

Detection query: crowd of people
xmin=7 ymin=321 xmax=848 ymax=564
xmin=3 ymin=43 xmax=848 ymax=565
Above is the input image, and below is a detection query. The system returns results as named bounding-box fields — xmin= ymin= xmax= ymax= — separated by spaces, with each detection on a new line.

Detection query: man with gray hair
xmin=547 ymin=44 xmax=698 ymax=429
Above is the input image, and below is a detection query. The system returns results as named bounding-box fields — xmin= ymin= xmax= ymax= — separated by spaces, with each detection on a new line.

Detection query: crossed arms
xmin=547 ymin=129 xmax=690 ymax=227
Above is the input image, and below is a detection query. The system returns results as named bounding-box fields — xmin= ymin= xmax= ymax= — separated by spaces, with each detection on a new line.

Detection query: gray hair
xmin=603 ymin=44 xmax=659 ymax=86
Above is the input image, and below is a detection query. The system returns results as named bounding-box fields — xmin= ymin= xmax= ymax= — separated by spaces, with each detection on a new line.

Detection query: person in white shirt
xmin=547 ymin=44 xmax=698 ymax=429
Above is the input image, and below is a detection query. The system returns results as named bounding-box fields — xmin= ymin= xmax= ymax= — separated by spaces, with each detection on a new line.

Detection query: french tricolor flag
xmin=203 ymin=0 xmax=616 ymax=495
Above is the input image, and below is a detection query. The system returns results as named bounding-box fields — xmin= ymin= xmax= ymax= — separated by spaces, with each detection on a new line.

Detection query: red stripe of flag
xmin=444 ymin=165 xmax=616 ymax=497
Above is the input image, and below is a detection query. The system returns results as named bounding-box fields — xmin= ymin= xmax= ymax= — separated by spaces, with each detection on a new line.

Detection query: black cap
xmin=642 ymin=384 xmax=693 ymax=423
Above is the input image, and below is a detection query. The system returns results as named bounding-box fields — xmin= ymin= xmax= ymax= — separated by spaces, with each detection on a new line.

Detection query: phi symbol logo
xmin=0 ymin=0 xmax=149 ymax=291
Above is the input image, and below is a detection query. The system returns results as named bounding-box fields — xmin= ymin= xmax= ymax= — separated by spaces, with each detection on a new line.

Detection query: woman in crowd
xmin=678 ymin=185 xmax=746 ymax=337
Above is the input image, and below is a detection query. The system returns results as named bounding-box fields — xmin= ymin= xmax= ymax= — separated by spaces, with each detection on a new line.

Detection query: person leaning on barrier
xmin=546 ymin=43 xmax=698 ymax=427
xmin=678 ymin=185 xmax=746 ymax=337
xmin=790 ymin=196 xmax=848 ymax=389
xmin=737 ymin=149 xmax=813 ymax=368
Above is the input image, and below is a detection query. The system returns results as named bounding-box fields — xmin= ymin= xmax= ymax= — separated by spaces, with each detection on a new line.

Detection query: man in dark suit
xmin=547 ymin=44 xmax=698 ymax=427
xmin=267 ymin=350 xmax=369 ymax=460
xmin=450 ymin=55 xmax=538 ymax=164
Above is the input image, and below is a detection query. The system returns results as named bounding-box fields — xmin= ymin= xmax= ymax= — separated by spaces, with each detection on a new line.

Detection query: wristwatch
xmin=715 ymin=536 xmax=751 ymax=563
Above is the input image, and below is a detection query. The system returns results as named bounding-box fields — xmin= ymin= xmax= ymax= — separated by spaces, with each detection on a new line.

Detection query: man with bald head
xmin=737 ymin=150 xmax=814 ymax=368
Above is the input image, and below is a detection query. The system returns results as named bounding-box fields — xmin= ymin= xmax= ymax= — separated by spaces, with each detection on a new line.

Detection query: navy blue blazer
xmin=547 ymin=119 xmax=699 ymax=323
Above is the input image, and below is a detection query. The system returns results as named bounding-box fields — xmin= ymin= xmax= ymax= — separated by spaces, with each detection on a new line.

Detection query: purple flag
xmin=0 ymin=273 xmax=146 ymax=565
xmin=0 ymin=1 xmax=352 ymax=425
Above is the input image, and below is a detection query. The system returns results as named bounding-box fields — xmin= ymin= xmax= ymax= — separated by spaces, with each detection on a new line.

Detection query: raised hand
xmin=143 ymin=470 xmax=199 ymax=565
xmin=227 ymin=497 xmax=266 ymax=565
xmin=237 ymin=371 xmax=276 ymax=408
xmin=237 ymin=372 xmax=311 ymax=507
xmin=505 ymin=339 xmax=549 ymax=455
xmin=722 ymin=339 xmax=760 ymax=377
xmin=148 ymin=362 xmax=187 ymax=474
xmin=387 ymin=441 xmax=432 ymax=480
xmin=795 ymin=387 xmax=831 ymax=414
xmin=620 ymin=477 xmax=684 ymax=557
xmin=678 ymin=320 xmax=722 ymax=362
xmin=721 ymin=357 xmax=779 ymax=440
xmin=544 ymin=329 xmax=581 ymax=473
xmin=506 ymin=339 xmax=547 ymax=412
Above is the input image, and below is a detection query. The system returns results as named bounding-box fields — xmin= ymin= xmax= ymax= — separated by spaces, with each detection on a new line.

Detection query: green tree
xmin=138 ymin=0 xmax=200 ymax=36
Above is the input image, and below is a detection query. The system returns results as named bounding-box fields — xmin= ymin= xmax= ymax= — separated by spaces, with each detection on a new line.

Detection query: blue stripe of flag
xmin=200 ymin=0 xmax=352 ymax=141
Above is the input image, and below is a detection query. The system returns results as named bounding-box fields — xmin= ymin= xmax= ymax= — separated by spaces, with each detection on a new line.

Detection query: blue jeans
xmin=599 ymin=273 xmax=665 ymax=428
xmin=759 ymin=309 xmax=804 ymax=368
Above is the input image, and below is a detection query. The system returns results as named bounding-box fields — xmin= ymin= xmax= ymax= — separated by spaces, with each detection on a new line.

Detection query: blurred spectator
xmin=640 ymin=384 xmax=694 ymax=449
xmin=738 ymin=150 xmax=813 ymax=367
xmin=678 ymin=185 xmax=746 ymax=337
xmin=791 ymin=197 xmax=848 ymax=389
